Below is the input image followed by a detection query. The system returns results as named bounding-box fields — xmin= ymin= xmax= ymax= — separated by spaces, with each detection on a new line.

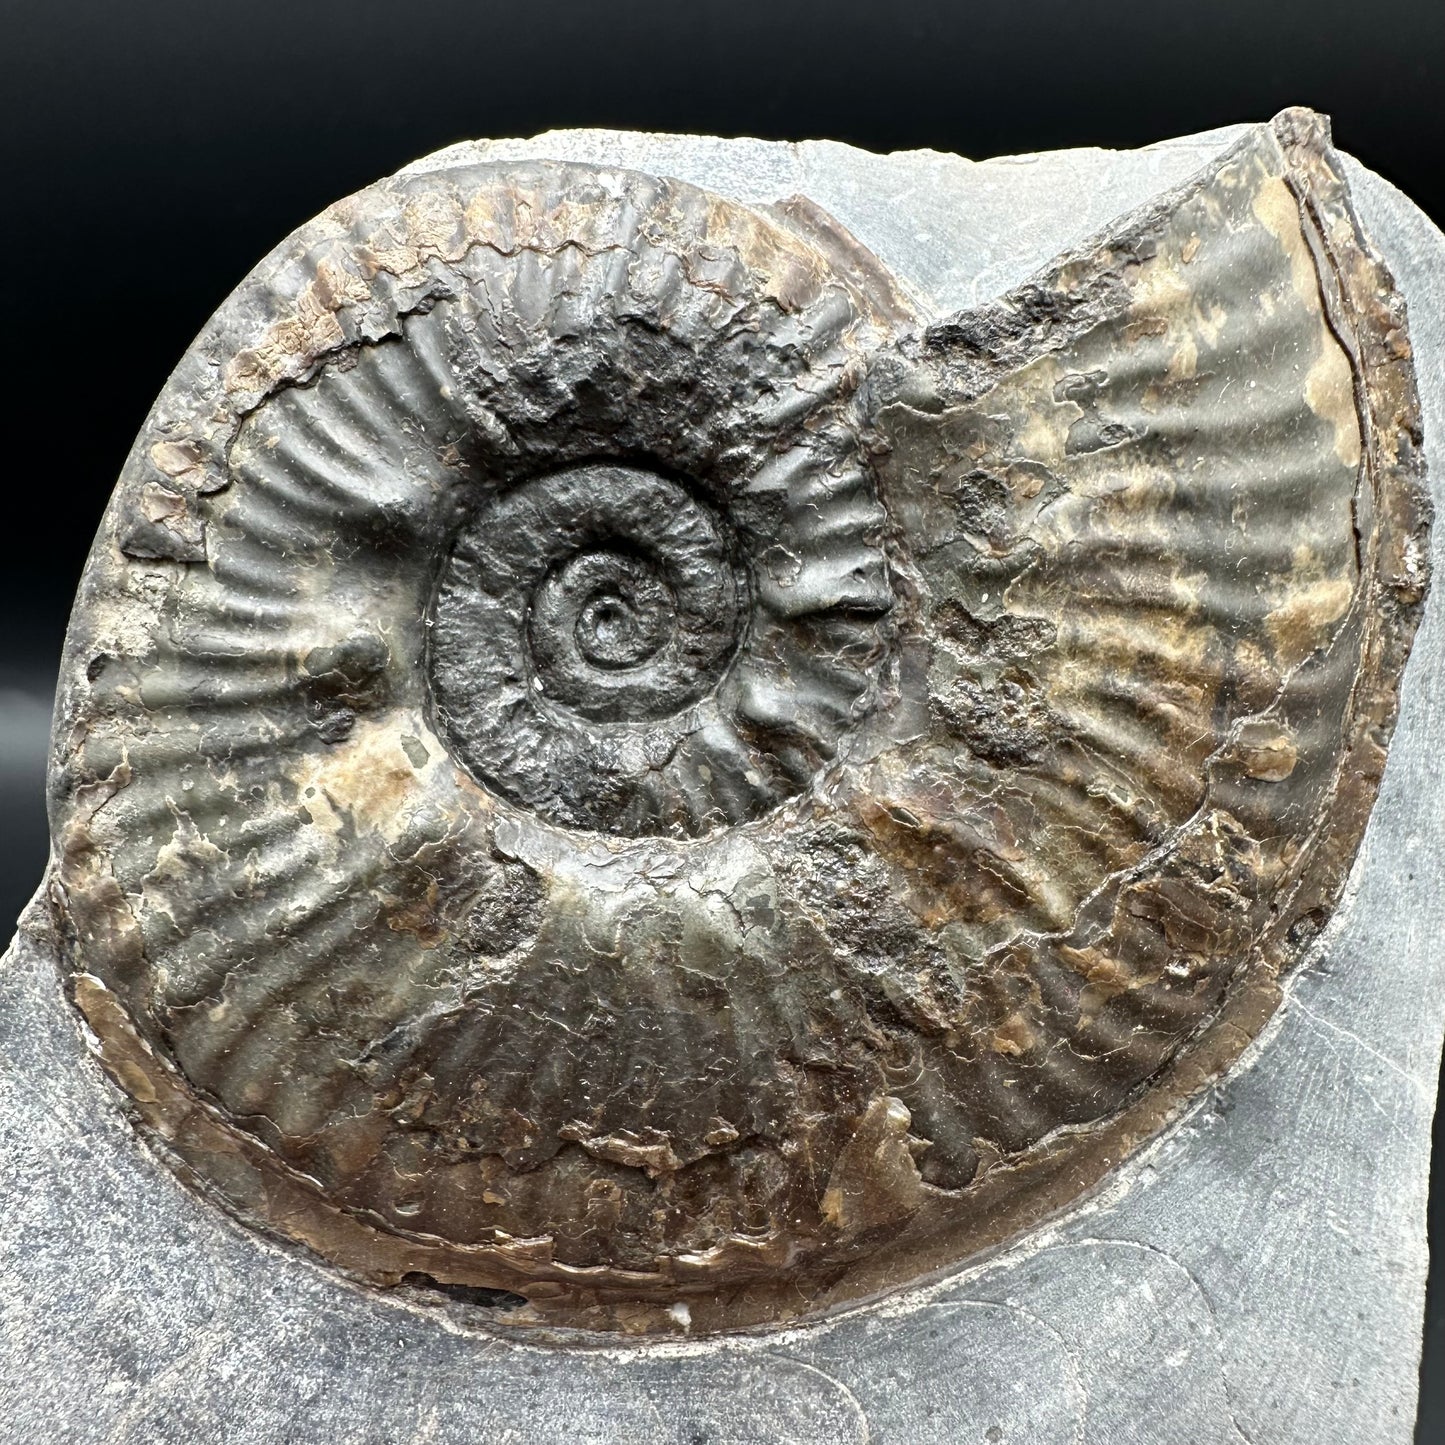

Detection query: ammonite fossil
xmin=49 ymin=108 xmax=1430 ymax=1335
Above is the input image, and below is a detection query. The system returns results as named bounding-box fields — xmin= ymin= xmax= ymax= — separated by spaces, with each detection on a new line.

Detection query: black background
xmin=3 ymin=1 xmax=1442 ymax=1435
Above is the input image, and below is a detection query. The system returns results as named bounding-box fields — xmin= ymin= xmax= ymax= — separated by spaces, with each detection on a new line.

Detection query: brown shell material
xmin=48 ymin=109 xmax=1430 ymax=1335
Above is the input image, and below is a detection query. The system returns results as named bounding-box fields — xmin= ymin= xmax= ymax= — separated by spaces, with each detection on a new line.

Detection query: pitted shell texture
xmin=50 ymin=111 xmax=1430 ymax=1336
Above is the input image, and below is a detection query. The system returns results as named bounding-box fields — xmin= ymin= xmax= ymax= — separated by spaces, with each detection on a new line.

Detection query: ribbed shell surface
xmin=50 ymin=112 xmax=1430 ymax=1333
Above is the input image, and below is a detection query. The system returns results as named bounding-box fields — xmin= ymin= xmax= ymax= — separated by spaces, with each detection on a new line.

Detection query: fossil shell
xmin=49 ymin=110 xmax=1430 ymax=1334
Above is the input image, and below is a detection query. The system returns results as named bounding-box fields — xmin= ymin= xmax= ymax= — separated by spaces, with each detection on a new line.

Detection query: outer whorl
xmin=49 ymin=111 xmax=1430 ymax=1335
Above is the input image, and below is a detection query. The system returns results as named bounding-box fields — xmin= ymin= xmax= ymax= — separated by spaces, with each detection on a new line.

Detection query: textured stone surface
xmin=4 ymin=120 xmax=1443 ymax=1439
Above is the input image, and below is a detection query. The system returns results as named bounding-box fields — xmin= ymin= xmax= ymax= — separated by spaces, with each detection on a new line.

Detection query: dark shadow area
xmin=0 ymin=677 xmax=49 ymax=932
xmin=399 ymin=1273 xmax=529 ymax=1313
xmin=1 ymin=0 xmax=1440 ymax=1434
